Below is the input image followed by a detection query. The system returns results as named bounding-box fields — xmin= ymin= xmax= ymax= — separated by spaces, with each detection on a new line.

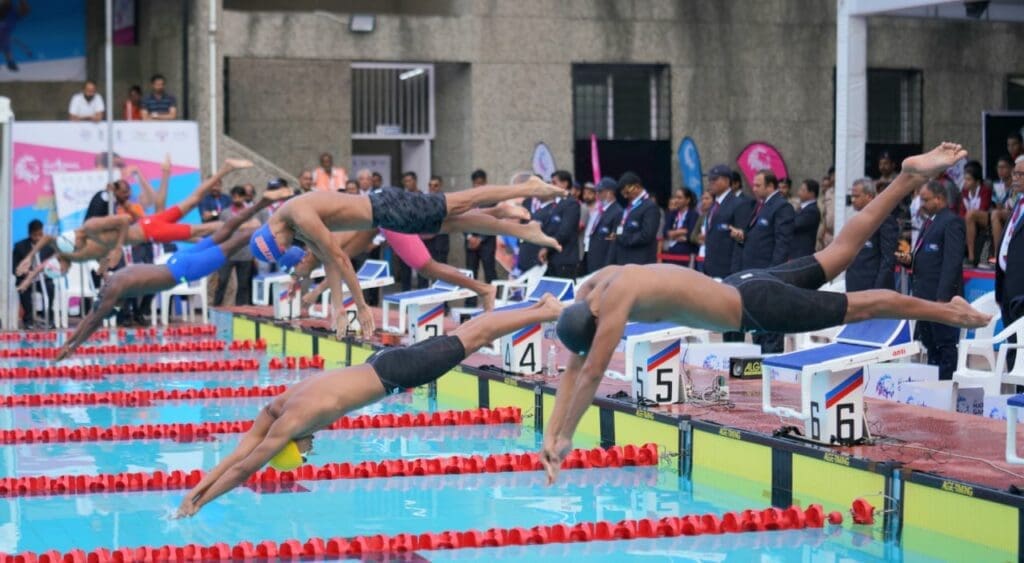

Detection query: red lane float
xmin=0 ymin=339 xmax=266 ymax=359
xmin=0 ymin=504 xmax=827 ymax=562
xmin=0 ymin=325 xmax=217 ymax=342
xmin=0 ymin=438 xmax=640 ymax=499
xmin=0 ymin=356 xmax=323 ymax=381
xmin=1 ymin=384 xmax=292 ymax=408
xmin=0 ymin=406 xmax=521 ymax=446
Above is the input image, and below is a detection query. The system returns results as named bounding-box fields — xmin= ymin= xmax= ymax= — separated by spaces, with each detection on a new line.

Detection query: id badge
xmin=616 ymin=226 xmax=624 ymax=236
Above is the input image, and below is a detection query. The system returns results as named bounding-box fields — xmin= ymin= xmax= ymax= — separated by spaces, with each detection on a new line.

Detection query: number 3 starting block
xmin=762 ymin=319 xmax=919 ymax=445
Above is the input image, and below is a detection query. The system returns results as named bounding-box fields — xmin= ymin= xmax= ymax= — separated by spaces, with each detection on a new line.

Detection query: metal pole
xmin=209 ymin=0 xmax=218 ymax=172
xmin=0 ymin=97 xmax=15 ymax=330
xmin=105 ymin=0 xmax=114 ymax=213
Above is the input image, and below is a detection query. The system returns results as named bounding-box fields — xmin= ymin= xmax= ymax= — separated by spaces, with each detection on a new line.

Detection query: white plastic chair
xmin=151 ymin=255 xmax=209 ymax=326
xmin=953 ymin=316 xmax=1024 ymax=397
xmin=957 ymin=291 xmax=1003 ymax=371
xmin=492 ymin=265 xmax=547 ymax=305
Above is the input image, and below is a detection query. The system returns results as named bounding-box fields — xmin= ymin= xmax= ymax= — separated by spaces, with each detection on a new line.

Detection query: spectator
xmin=243 ymin=183 xmax=255 ymax=204
xmin=68 ymin=80 xmax=104 ymax=122
xmin=464 ymin=169 xmax=497 ymax=305
xmin=690 ymin=191 xmax=715 ymax=272
xmin=371 ymin=171 xmax=384 ymax=189
xmin=538 ymin=170 xmax=581 ymax=279
xmin=354 ymin=169 xmax=373 ymax=194
xmin=401 ymin=171 xmax=419 ymax=193
xmin=140 ymin=74 xmax=178 ymax=120
xmin=214 ymin=186 xmax=260 ymax=306
xmin=662 ymin=187 xmax=698 ymax=267
xmin=703 ymin=165 xmax=746 ymax=279
xmin=846 ymin=178 xmax=897 ymax=292
xmin=875 ymin=151 xmax=898 ymax=187
xmin=124 ymin=85 xmax=143 ymax=121
xmin=991 ymin=156 xmax=1020 ymax=266
xmin=896 ymin=180 xmax=965 ymax=380
xmin=730 ymin=170 xmax=751 ymax=200
xmin=344 ymin=180 xmax=359 ymax=194
xmin=732 ymin=170 xmax=794 ymax=353
xmin=961 ymin=160 xmax=993 ymax=266
xmin=296 ymin=170 xmax=314 ymax=194
xmin=584 ymin=177 xmax=622 ymax=274
xmin=779 ymin=178 xmax=799 ymax=210
xmin=418 ymin=175 xmax=450 ymax=287
xmin=608 ymin=171 xmax=660 ymax=266
xmin=312 ymin=153 xmax=347 ymax=191
xmin=577 ymin=181 xmax=596 ymax=274
xmin=85 ymin=179 xmax=132 ymax=220
xmin=789 ymin=179 xmax=821 ymax=260
xmin=198 ymin=179 xmax=231 ymax=223
xmin=996 ymin=156 xmax=1024 ymax=370
xmin=816 ymin=166 xmax=835 ymax=250
xmin=518 ymin=173 xmax=554 ymax=273
xmin=1009 ymin=132 xmax=1023 ymax=163
xmin=13 ymin=220 xmax=54 ymax=329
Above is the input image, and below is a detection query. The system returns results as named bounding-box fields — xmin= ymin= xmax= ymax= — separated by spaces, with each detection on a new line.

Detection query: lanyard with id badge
xmin=617 ymin=192 xmax=648 ymax=236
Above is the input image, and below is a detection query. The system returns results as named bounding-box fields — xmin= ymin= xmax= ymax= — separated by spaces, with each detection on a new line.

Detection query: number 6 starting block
xmin=762 ymin=319 xmax=919 ymax=445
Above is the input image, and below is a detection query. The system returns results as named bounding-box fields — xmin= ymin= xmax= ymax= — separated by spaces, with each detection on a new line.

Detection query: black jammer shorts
xmin=367 ymin=335 xmax=467 ymax=394
xmin=368 ymin=188 xmax=448 ymax=234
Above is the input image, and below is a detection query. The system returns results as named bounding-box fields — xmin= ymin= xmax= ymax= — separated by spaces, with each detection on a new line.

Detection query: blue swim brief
xmin=165 ymin=238 xmax=225 ymax=284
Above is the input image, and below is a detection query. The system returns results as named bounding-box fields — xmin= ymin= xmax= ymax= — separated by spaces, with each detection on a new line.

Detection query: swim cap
xmin=556 ymin=301 xmax=598 ymax=356
xmin=268 ymin=440 xmax=304 ymax=471
xmin=250 ymin=224 xmax=284 ymax=263
xmin=278 ymin=246 xmax=308 ymax=271
xmin=56 ymin=234 xmax=75 ymax=254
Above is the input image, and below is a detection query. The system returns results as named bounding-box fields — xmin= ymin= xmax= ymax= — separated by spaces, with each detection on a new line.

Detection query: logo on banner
xmin=677 ymin=137 xmax=703 ymax=195
xmin=14 ymin=155 xmax=40 ymax=183
xmin=532 ymin=142 xmax=556 ymax=180
xmin=736 ymin=142 xmax=789 ymax=186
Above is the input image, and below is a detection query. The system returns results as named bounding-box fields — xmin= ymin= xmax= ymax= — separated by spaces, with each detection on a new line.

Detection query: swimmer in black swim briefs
xmin=539 ymin=143 xmax=994 ymax=485
xmin=176 ymin=295 xmax=565 ymax=517
xmin=250 ymin=175 xmax=568 ymax=338
xmin=52 ymin=188 xmax=292 ymax=362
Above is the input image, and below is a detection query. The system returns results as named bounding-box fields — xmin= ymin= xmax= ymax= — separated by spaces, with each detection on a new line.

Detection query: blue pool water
xmin=0 ymin=334 xmax=952 ymax=562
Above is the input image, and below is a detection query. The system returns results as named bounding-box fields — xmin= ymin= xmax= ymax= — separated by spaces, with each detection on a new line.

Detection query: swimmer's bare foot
xmin=490 ymin=203 xmax=531 ymax=221
xmin=902 ymin=143 xmax=967 ymax=178
xmin=948 ymin=296 xmax=992 ymax=329
xmin=521 ymin=221 xmax=562 ymax=251
xmin=224 ymin=158 xmax=254 ymax=170
xmin=479 ymin=285 xmax=497 ymax=312
xmin=525 ymin=176 xmax=567 ymax=201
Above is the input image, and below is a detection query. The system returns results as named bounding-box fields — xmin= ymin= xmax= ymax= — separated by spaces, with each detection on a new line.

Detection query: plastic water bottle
xmin=546 ymin=345 xmax=558 ymax=376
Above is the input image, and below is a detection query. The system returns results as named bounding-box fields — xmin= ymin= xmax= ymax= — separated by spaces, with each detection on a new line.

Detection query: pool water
xmin=0 ymin=331 xmax=946 ymax=561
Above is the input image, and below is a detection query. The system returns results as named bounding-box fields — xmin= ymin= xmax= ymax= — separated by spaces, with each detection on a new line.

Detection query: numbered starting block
xmin=407 ymin=302 xmax=447 ymax=343
xmin=501 ymin=323 xmax=544 ymax=374
xmin=382 ymin=271 xmax=476 ymax=333
xmin=762 ymin=319 xmax=918 ymax=446
xmin=271 ymin=281 xmax=301 ymax=320
xmin=621 ymin=322 xmax=709 ymax=405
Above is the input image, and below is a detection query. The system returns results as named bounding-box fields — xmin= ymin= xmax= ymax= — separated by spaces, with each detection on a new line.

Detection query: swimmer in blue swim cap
xmin=175 ymin=295 xmax=564 ymax=518
xmin=540 ymin=144 xmax=992 ymax=485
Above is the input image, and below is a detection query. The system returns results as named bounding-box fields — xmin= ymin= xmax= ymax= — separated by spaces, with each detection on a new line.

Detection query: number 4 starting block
xmin=762 ymin=319 xmax=919 ymax=445
xmin=502 ymin=323 xmax=543 ymax=374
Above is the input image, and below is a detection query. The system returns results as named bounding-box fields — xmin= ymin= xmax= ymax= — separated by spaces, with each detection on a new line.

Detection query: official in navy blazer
xmin=898 ymin=180 xmax=965 ymax=380
xmin=609 ymin=172 xmax=661 ymax=266
xmin=788 ymin=179 xmax=821 ymax=260
xmin=995 ymin=158 xmax=1024 ymax=369
xmin=845 ymin=179 xmax=898 ymax=292
xmin=539 ymin=170 xmax=582 ymax=279
xmin=585 ymin=178 xmax=623 ymax=274
xmin=732 ymin=170 xmax=795 ymax=353
xmin=662 ymin=187 xmax=700 ymax=267
xmin=702 ymin=164 xmax=750 ymax=279
xmin=517 ymin=195 xmax=556 ymax=272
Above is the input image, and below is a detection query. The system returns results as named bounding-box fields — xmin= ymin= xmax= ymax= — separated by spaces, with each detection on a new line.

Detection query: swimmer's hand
xmin=539 ymin=436 xmax=572 ymax=486
xmin=355 ymin=304 xmax=376 ymax=339
xmin=174 ymin=497 xmax=198 ymax=519
xmin=15 ymin=257 xmax=31 ymax=276
xmin=54 ymin=343 xmax=73 ymax=363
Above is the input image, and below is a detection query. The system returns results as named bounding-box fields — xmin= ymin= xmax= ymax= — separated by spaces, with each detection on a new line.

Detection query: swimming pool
xmin=0 ymin=329 xmax=949 ymax=561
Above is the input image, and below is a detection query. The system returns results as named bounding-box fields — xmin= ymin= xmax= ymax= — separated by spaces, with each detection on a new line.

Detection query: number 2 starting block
xmin=762 ymin=319 xmax=919 ymax=445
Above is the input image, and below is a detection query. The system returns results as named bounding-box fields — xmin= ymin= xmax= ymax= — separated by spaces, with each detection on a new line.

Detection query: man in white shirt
xmin=68 ymin=80 xmax=105 ymax=122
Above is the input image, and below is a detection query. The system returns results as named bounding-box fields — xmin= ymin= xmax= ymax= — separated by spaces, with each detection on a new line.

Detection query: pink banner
xmin=590 ymin=133 xmax=601 ymax=183
xmin=736 ymin=142 xmax=789 ymax=186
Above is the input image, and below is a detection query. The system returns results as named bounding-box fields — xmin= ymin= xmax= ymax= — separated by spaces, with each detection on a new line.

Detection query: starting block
xmin=382 ymin=270 xmax=476 ymax=334
xmin=408 ymin=302 xmax=447 ymax=343
xmin=619 ymin=322 xmax=709 ymax=405
xmin=271 ymin=283 xmax=301 ymax=320
xmin=1007 ymin=394 xmax=1024 ymax=465
xmin=501 ymin=323 xmax=544 ymax=374
xmin=762 ymin=319 xmax=918 ymax=446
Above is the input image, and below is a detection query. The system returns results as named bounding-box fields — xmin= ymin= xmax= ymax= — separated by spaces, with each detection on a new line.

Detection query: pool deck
xmin=222 ymin=303 xmax=1023 ymax=495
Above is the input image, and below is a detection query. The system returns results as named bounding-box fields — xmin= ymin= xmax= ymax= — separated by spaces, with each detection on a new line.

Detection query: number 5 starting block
xmin=620 ymin=322 xmax=710 ymax=405
xmin=762 ymin=319 xmax=919 ymax=445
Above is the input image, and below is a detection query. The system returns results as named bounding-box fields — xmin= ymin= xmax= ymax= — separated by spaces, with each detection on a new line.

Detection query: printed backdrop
xmin=11 ymin=121 xmax=201 ymax=242
xmin=0 ymin=0 xmax=86 ymax=82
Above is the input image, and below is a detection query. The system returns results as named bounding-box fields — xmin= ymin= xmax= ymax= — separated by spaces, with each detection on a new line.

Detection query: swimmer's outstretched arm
xmin=15 ymin=235 xmax=54 ymax=276
xmin=176 ymin=408 xmax=276 ymax=517
xmin=177 ymin=413 xmax=301 ymax=517
xmin=55 ymin=280 xmax=126 ymax=362
xmin=540 ymin=303 xmax=628 ymax=485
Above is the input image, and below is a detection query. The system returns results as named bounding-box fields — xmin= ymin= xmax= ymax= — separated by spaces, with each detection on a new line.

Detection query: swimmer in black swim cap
xmin=540 ymin=145 xmax=992 ymax=486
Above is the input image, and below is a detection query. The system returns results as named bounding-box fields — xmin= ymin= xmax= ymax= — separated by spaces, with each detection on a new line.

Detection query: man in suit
xmin=703 ymin=164 xmax=752 ymax=342
xmin=789 ymin=179 xmax=821 ymax=260
xmin=584 ymin=178 xmax=622 ymax=274
xmin=419 ymin=175 xmax=450 ymax=288
xmin=538 ymin=171 xmax=581 ymax=279
xmin=846 ymin=178 xmax=898 ymax=292
xmin=996 ymin=156 xmax=1024 ymax=370
xmin=12 ymin=220 xmax=55 ymax=328
xmin=609 ymin=172 xmax=661 ymax=266
xmin=897 ymin=180 xmax=965 ymax=380
xmin=731 ymin=170 xmax=795 ymax=353
xmin=464 ymin=169 xmax=497 ymax=306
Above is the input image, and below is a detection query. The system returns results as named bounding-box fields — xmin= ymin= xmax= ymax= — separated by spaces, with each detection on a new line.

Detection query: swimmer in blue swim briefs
xmin=54 ymin=188 xmax=293 ymax=361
